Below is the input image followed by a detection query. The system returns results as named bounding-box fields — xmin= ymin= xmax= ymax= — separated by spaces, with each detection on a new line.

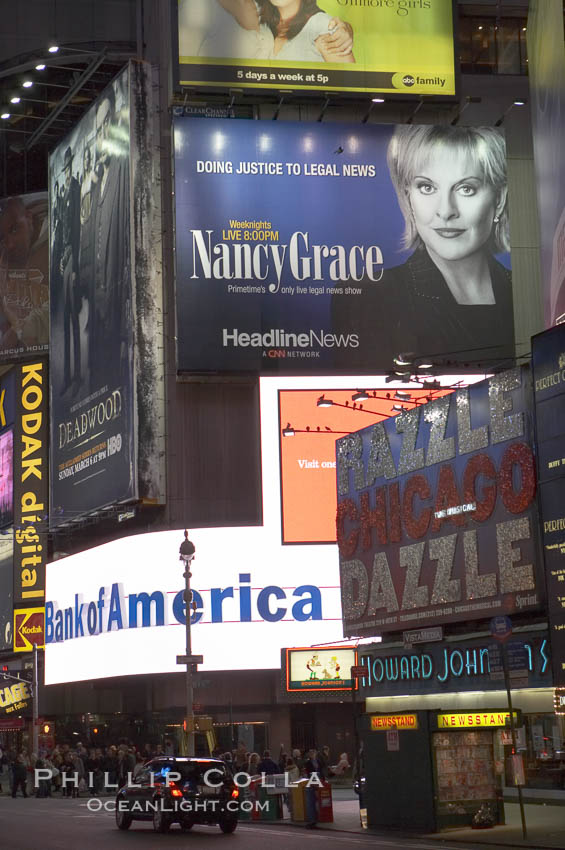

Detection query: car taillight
xmin=169 ymin=782 xmax=183 ymax=798
xmin=231 ymin=788 xmax=239 ymax=799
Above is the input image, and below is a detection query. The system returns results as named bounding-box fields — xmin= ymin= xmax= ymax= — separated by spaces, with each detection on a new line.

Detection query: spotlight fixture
xmin=392 ymin=404 xmax=404 ymax=412
xmin=394 ymin=391 xmax=411 ymax=401
xmin=371 ymin=97 xmax=385 ymax=103
xmin=393 ymin=353 xmax=413 ymax=367
xmin=495 ymin=99 xmax=527 ymax=126
xmin=352 ymin=390 xmax=369 ymax=402
xmin=394 ymin=369 xmax=411 ymax=377
xmin=417 ymin=362 xmax=433 ymax=370
xmin=48 ymin=44 xmax=59 ymax=53
xmin=317 ymin=395 xmax=333 ymax=408
xmin=423 ymin=379 xmax=441 ymax=390
xmin=282 ymin=423 xmax=295 ymax=437
xmin=0 ymin=112 xmax=10 ymax=120
xmin=22 ymin=80 xmax=33 ymax=89
xmin=35 ymin=63 xmax=46 ymax=70
xmin=10 ymin=96 xmax=20 ymax=104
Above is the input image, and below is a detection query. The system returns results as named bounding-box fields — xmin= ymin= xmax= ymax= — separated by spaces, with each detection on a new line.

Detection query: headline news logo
xmin=222 ymin=327 xmax=359 ymax=357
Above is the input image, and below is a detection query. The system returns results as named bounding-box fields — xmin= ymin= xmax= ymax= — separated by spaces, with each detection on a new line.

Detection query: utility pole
xmin=177 ymin=530 xmax=203 ymax=757
xmin=501 ymin=644 xmax=527 ymax=840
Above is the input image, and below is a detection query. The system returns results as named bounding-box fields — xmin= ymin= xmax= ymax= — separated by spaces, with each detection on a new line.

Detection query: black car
xmin=115 ymin=757 xmax=239 ymax=834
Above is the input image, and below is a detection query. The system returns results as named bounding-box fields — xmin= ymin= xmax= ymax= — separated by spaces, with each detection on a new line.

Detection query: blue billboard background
xmin=174 ymin=118 xmax=513 ymax=376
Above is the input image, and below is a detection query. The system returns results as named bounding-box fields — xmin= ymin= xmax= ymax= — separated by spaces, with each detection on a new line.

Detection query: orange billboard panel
xmin=279 ymin=387 xmax=452 ymax=544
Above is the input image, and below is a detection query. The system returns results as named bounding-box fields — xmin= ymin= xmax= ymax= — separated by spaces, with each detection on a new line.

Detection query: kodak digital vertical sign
xmin=13 ymin=359 xmax=48 ymax=651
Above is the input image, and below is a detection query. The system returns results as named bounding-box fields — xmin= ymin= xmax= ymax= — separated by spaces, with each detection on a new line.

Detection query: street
xmin=0 ymin=796 xmax=510 ymax=850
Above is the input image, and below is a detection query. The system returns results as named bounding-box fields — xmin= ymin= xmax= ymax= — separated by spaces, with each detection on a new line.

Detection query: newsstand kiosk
xmin=358 ymin=711 xmax=505 ymax=832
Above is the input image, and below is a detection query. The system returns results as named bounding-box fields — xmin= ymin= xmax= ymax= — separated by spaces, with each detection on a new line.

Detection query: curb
xmin=242 ymin=818 xmax=557 ymax=849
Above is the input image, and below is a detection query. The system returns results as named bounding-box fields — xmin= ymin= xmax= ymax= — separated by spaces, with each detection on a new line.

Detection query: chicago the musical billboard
xmin=177 ymin=0 xmax=456 ymax=96
xmin=174 ymin=119 xmax=513 ymax=376
xmin=336 ymin=368 xmax=543 ymax=637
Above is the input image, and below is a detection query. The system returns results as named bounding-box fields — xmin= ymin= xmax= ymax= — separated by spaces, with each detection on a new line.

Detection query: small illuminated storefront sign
xmin=437 ymin=711 xmax=517 ymax=729
xmin=554 ymin=688 xmax=565 ymax=715
xmin=370 ymin=714 xmax=418 ymax=730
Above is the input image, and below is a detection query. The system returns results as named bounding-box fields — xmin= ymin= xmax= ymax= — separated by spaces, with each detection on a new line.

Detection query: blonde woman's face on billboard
xmin=407 ymin=148 xmax=497 ymax=264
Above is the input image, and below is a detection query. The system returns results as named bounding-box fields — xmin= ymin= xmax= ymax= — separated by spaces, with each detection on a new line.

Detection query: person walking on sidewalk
xmin=304 ymin=748 xmax=324 ymax=829
xmin=11 ymin=753 xmax=29 ymax=798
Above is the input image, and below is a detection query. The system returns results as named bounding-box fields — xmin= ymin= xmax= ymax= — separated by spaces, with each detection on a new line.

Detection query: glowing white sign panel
xmin=45 ymin=374 xmax=479 ymax=684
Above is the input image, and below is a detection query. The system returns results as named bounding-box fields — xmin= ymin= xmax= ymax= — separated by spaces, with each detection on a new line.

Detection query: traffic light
xmin=42 ymin=723 xmax=51 ymax=735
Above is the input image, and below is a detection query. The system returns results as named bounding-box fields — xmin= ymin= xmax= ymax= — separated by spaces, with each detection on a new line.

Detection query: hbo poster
xmin=0 ymin=192 xmax=49 ymax=361
xmin=174 ymin=119 xmax=514 ymax=376
xmin=49 ymin=67 xmax=136 ymax=525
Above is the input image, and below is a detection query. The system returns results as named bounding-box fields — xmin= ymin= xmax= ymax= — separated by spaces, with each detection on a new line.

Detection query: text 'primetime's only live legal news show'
xmin=174 ymin=119 xmax=514 ymax=377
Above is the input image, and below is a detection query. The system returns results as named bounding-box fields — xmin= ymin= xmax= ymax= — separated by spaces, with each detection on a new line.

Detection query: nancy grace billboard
xmin=49 ymin=63 xmax=164 ymax=527
xmin=0 ymin=192 xmax=48 ymax=361
xmin=336 ymin=367 xmax=543 ymax=637
xmin=174 ymin=119 xmax=513 ymax=376
xmin=177 ymin=0 xmax=456 ymax=96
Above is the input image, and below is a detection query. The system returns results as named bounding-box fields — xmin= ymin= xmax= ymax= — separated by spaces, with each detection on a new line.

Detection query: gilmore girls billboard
xmin=177 ymin=0 xmax=456 ymax=96
xmin=336 ymin=367 xmax=543 ymax=637
xmin=174 ymin=119 xmax=513 ymax=375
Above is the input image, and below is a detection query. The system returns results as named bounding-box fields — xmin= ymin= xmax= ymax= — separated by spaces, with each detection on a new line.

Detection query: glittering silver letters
xmin=464 ymin=529 xmax=497 ymax=599
xmin=337 ymin=434 xmax=365 ymax=496
xmin=497 ymin=517 xmax=535 ymax=593
xmin=367 ymin=551 xmax=399 ymax=615
xmin=429 ymin=534 xmax=461 ymax=604
xmin=395 ymin=408 xmax=425 ymax=476
xmin=340 ymin=559 xmax=368 ymax=619
xmin=489 ymin=368 xmax=524 ymax=445
xmin=425 ymin=396 xmax=455 ymax=466
xmin=456 ymin=388 xmax=488 ymax=455
xmin=366 ymin=423 xmax=397 ymax=486
xmin=400 ymin=542 xmax=428 ymax=609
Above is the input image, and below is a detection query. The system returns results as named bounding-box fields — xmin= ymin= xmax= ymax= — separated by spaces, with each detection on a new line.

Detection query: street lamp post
xmin=32 ymin=644 xmax=39 ymax=757
xmin=177 ymin=530 xmax=202 ymax=757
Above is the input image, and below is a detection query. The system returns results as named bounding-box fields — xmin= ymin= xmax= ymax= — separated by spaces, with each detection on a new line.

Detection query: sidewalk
xmin=276 ymin=797 xmax=565 ymax=848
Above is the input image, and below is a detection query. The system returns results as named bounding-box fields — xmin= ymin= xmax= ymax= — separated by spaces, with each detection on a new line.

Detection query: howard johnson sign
xmin=358 ymin=630 xmax=550 ymax=697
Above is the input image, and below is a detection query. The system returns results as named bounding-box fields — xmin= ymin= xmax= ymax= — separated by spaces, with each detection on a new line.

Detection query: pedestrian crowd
xmin=0 ymin=740 xmax=171 ymax=798
xmin=212 ymin=742 xmax=350 ymax=782
xmin=0 ymin=739 xmax=350 ymax=810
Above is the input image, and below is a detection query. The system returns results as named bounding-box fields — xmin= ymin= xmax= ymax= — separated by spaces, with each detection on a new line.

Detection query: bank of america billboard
xmin=174 ymin=119 xmax=513 ymax=376
xmin=49 ymin=62 xmax=164 ymax=527
xmin=336 ymin=367 xmax=543 ymax=637
xmin=177 ymin=0 xmax=456 ymax=96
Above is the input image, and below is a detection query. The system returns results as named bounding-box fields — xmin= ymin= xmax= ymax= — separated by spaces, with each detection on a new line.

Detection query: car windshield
xmin=151 ymin=761 xmax=229 ymax=783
